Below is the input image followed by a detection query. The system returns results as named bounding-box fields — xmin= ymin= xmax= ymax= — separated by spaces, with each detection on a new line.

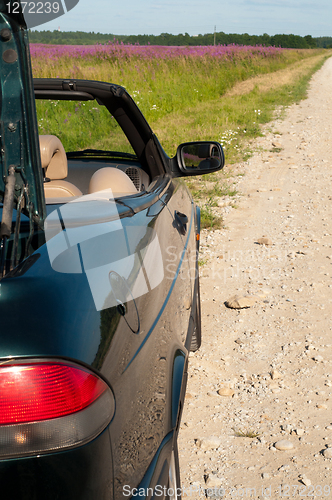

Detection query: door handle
xmin=174 ymin=211 xmax=188 ymax=235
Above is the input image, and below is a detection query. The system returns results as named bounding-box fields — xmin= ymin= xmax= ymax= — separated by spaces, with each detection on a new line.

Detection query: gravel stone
xmin=271 ymin=369 xmax=282 ymax=380
xmin=323 ymin=448 xmax=332 ymax=459
xmin=217 ymin=388 xmax=235 ymax=397
xmin=274 ymin=440 xmax=294 ymax=451
xmin=225 ymin=295 xmax=256 ymax=309
xmin=256 ymin=237 xmax=273 ymax=246
xmin=199 ymin=436 xmax=223 ymax=450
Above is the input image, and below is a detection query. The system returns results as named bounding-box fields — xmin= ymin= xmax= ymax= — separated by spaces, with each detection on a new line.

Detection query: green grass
xmin=36 ymin=99 xmax=135 ymax=153
xmin=32 ymin=48 xmax=314 ymax=126
xmin=33 ymin=48 xmax=328 ymax=155
xmin=180 ymin=50 xmax=331 ymax=229
xmin=232 ymin=428 xmax=261 ymax=439
xmin=186 ymin=173 xmax=239 ymax=229
xmin=151 ymin=51 xmax=331 ymax=159
xmin=200 ymin=206 xmax=223 ymax=230
xmin=32 ymin=47 xmax=332 ymax=230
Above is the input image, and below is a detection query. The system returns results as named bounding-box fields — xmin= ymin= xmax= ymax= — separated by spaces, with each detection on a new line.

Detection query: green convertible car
xmin=0 ymin=2 xmax=224 ymax=498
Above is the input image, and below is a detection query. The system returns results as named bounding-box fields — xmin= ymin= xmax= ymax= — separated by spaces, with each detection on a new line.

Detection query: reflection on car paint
xmin=45 ymin=188 xmax=164 ymax=311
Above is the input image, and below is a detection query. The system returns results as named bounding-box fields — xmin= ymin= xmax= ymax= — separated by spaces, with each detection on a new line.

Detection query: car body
xmin=0 ymin=3 xmax=224 ymax=499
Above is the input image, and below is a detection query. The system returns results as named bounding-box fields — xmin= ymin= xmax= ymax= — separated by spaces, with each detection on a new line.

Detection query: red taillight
xmin=0 ymin=363 xmax=106 ymax=425
xmin=0 ymin=360 xmax=115 ymax=459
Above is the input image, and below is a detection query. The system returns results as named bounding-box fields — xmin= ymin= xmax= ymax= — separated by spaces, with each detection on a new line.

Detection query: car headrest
xmin=39 ymin=135 xmax=68 ymax=180
xmin=88 ymin=167 xmax=138 ymax=195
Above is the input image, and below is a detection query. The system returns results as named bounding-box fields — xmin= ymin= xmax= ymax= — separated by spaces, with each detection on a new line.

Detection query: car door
xmin=84 ymin=177 xmax=192 ymax=498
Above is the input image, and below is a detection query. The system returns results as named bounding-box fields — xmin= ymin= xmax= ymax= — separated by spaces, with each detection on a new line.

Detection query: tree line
xmin=28 ymin=30 xmax=330 ymax=49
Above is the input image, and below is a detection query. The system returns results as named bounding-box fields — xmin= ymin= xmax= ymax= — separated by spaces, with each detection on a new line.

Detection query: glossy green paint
xmin=0 ymin=1 xmax=45 ymax=224
xmin=0 ymin=6 xmax=211 ymax=496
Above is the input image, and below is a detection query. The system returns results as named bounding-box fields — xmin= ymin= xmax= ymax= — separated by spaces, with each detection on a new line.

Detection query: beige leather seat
xmin=88 ymin=167 xmax=138 ymax=196
xmin=39 ymin=135 xmax=83 ymax=199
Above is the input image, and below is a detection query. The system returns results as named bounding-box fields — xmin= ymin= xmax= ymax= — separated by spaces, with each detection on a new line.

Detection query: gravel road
xmin=178 ymin=56 xmax=332 ymax=499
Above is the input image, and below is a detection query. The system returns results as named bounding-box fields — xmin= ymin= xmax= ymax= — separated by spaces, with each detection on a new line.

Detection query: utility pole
xmin=214 ymin=25 xmax=216 ymax=45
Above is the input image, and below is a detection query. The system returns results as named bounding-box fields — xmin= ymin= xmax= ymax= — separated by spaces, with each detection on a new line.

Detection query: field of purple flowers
xmin=31 ymin=42 xmax=323 ymax=155
xmin=30 ymin=43 xmax=296 ymax=102
xmin=30 ymin=42 xmax=285 ymax=61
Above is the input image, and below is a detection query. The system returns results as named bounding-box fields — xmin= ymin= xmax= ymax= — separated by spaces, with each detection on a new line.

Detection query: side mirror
xmin=175 ymin=141 xmax=224 ymax=176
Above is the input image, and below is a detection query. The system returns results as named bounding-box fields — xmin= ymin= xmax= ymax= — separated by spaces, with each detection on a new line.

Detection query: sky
xmin=34 ymin=0 xmax=331 ymax=37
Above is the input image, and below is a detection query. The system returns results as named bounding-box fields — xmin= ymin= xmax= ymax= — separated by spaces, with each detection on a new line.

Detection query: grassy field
xmin=31 ymin=43 xmax=332 ymax=228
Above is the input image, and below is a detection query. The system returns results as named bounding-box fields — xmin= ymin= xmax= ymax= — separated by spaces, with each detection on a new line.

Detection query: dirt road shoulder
xmin=179 ymin=56 xmax=332 ymax=498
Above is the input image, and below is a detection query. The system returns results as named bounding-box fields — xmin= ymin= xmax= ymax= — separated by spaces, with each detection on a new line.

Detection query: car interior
xmin=40 ymin=134 xmax=151 ymax=203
